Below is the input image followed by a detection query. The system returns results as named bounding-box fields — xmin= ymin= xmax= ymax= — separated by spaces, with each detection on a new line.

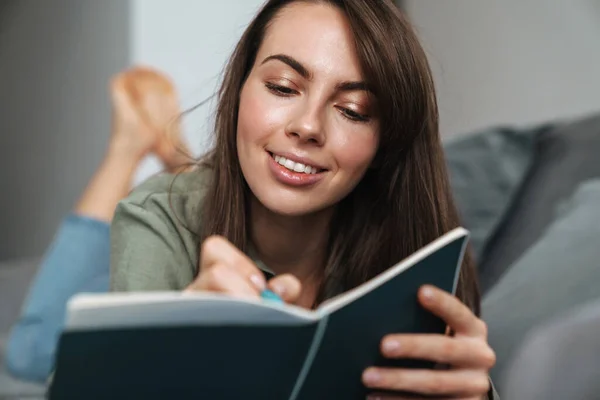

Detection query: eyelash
xmin=264 ymin=82 xmax=371 ymax=123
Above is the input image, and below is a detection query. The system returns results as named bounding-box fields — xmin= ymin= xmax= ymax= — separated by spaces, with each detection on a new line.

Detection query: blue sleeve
xmin=5 ymin=214 xmax=110 ymax=383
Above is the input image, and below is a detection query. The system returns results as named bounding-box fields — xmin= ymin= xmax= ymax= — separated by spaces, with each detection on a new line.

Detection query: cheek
xmin=331 ymin=130 xmax=379 ymax=175
xmin=237 ymin=82 xmax=287 ymax=144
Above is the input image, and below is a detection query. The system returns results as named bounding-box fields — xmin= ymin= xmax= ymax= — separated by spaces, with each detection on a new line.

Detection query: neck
xmin=249 ymin=196 xmax=333 ymax=294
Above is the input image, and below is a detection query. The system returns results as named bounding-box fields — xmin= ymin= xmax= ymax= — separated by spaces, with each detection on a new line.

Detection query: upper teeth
xmin=274 ymin=154 xmax=319 ymax=174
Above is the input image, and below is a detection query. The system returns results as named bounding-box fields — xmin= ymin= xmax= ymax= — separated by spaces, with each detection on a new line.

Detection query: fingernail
xmin=363 ymin=368 xmax=381 ymax=384
xmin=422 ymin=286 xmax=435 ymax=301
xmin=382 ymin=339 xmax=399 ymax=354
xmin=249 ymin=274 xmax=266 ymax=291
xmin=270 ymin=282 xmax=286 ymax=297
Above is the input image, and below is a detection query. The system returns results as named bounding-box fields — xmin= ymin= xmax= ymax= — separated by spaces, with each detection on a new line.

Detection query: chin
xmin=252 ymin=190 xmax=332 ymax=218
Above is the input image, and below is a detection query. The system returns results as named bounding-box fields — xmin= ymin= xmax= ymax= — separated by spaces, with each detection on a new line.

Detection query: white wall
xmin=0 ymin=0 xmax=130 ymax=260
xmin=129 ymin=0 xmax=265 ymax=185
xmin=405 ymin=0 xmax=600 ymax=136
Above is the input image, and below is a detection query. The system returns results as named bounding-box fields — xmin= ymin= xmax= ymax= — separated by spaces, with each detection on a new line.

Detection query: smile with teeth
xmin=272 ymin=154 xmax=321 ymax=175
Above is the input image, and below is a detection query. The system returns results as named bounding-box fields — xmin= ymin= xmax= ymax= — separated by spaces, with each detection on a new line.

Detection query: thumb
xmin=267 ymin=274 xmax=302 ymax=304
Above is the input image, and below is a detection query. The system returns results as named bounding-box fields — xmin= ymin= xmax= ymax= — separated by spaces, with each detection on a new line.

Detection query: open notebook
xmin=49 ymin=227 xmax=469 ymax=399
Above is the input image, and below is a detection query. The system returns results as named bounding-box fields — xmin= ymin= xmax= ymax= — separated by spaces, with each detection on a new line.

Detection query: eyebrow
xmin=261 ymin=53 xmax=373 ymax=94
xmin=261 ymin=54 xmax=311 ymax=79
xmin=335 ymin=81 xmax=372 ymax=93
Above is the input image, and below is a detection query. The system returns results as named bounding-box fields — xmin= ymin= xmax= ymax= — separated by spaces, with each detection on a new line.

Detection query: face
xmin=236 ymin=2 xmax=380 ymax=217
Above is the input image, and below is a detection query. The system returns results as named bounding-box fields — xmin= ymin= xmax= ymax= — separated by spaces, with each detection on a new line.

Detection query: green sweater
xmin=110 ymin=169 xmax=210 ymax=291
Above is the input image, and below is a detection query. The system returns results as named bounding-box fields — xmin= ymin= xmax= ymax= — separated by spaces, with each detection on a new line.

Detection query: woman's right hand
xmin=185 ymin=236 xmax=302 ymax=304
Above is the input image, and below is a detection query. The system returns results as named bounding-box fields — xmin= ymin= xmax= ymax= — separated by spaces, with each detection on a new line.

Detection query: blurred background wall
xmin=0 ymin=0 xmax=129 ymax=261
xmin=0 ymin=0 xmax=599 ymax=261
xmin=128 ymin=0 xmax=265 ymax=186
xmin=405 ymin=0 xmax=600 ymax=136
xmin=0 ymin=0 xmax=264 ymax=261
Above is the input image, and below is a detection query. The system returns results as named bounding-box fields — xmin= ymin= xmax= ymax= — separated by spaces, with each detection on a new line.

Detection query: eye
xmin=336 ymin=106 xmax=371 ymax=123
xmin=265 ymin=82 xmax=298 ymax=97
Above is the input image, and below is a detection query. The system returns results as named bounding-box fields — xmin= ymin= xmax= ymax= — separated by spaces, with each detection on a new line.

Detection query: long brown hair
xmin=198 ymin=0 xmax=481 ymax=315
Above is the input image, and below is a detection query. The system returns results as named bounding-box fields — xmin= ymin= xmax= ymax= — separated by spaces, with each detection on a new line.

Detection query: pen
xmin=260 ymin=289 xmax=283 ymax=303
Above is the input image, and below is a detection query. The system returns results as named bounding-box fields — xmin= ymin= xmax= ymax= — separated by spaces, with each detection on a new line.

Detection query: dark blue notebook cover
xmin=49 ymin=228 xmax=468 ymax=399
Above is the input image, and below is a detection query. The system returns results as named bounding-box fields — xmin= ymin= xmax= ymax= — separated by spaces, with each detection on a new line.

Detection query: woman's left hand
xmin=362 ymin=284 xmax=496 ymax=399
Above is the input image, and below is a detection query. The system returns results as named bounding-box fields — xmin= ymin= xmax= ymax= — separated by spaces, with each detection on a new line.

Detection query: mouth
xmin=268 ymin=152 xmax=326 ymax=175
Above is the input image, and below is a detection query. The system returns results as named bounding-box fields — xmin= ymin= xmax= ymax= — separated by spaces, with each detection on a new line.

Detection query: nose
xmin=285 ymin=102 xmax=325 ymax=146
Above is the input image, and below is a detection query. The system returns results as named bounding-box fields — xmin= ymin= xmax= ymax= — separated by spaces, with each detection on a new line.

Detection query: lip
xmin=266 ymin=151 xmax=326 ymax=187
xmin=267 ymin=150 xmax=328 ymax=172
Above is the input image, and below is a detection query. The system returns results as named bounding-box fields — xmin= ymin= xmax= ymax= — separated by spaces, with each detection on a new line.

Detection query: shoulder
xmin=110 ymin=165 xmax=213 ymax=291
xmin=121 ymin=166 xmax=212 ymax=232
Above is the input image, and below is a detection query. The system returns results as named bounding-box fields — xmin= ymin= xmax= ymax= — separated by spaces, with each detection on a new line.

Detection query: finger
xmin=380 ymin=334 xmax=496 ymax=369
xmin=187 ymin=263 xmax=259 ymax=299
xmin=367 ymin=394 xmax=456 ymax=400
xmin=200 ymin=236 xmax=266 ymax=291
xmin=267 ymin=274 xmax=302 ymax=304
xmin=367 ymin=397 xmax=473 ymax=400
xmin=362 ymin=367 xmax=489 ymax=397
xmin=418 ymin=285 xmax=486 ymax=337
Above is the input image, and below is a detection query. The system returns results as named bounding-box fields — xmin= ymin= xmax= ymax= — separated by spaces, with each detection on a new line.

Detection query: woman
xmin=111 ymin=1 xmax=498 ymax=398
xmin=5 ymin=66 xmax=191 ymax=383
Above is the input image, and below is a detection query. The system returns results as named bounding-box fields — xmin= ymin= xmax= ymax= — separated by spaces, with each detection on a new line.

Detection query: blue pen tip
xmin=261 ymin=289 xmax=283 ymax=303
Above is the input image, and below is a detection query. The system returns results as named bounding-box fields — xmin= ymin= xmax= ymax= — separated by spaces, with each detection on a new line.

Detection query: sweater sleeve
xmin=5 ymin=214 xmax=110 ymax=383
xmin=109 ymin=190 xmax=197 ymax=292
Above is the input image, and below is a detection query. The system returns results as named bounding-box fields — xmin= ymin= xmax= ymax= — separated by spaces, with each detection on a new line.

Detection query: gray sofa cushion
xmin=482 ymin=179 xmax=600 ymax=385
xmin=480 ymin=112 xmax=600 ymax=291
xmin=444 ymin=125 xmax=541 ymax=265
xmin=501 ymin=298 xmax=600 ymax=399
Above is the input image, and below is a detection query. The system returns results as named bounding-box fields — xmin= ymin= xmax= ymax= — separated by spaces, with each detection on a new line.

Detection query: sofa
xmin=2 ymin=110 xmax=600 ymax=398
xmin=445 ymin=111 xmax=600 ymax=390
xmin=502 ymin=296 xmax=600 ymax=399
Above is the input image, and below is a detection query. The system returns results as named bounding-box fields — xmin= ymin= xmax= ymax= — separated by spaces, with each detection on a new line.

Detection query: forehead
xmin=257 ymin=2 xmax=364 ymax=80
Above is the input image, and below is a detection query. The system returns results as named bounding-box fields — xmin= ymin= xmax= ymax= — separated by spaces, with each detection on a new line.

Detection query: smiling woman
xmin=110 ymin=1 xmax=498 ymax=398
xmin=237 ymin=2 xmax=380 ymax=224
